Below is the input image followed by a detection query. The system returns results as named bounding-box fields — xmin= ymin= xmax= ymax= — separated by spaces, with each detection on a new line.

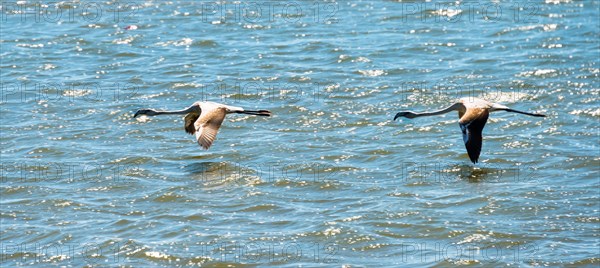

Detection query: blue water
xmin=1 ymin=0 xmax=598 ymax=267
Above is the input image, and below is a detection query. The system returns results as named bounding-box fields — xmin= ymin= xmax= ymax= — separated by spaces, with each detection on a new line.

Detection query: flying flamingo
xmin=393 ymin=97 xmax=546 ymax=163
xmin=134 ymin=101 xmax=271 ymax=149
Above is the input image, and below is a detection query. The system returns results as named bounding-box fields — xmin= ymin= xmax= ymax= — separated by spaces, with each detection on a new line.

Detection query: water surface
xmin=1 ymin=0 xmax=599 ymax=267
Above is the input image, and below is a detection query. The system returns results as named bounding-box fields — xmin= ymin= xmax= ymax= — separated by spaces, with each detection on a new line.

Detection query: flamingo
xmin=134 ymin=101 xmax=271 ymax=149
xmin=393 ymin=97 xmax=546 ymax=163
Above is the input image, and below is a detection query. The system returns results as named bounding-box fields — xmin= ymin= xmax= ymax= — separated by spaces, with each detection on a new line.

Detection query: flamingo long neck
xmin=414 ymin=103 xmax=462 ymax=117
xmin=155 ymin=110 xmax=189 ymax=115
xmin=155 ymin=105 xmax=200 ymax=115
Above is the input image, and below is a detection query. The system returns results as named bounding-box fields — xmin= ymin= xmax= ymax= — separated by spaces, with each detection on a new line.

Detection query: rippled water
xmin=1 ymin=0 xmax=599 ymax=267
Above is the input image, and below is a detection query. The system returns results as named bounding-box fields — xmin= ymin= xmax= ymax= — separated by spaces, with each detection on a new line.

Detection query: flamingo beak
xmin=393 ymin=112 xmax=406 ymax=121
